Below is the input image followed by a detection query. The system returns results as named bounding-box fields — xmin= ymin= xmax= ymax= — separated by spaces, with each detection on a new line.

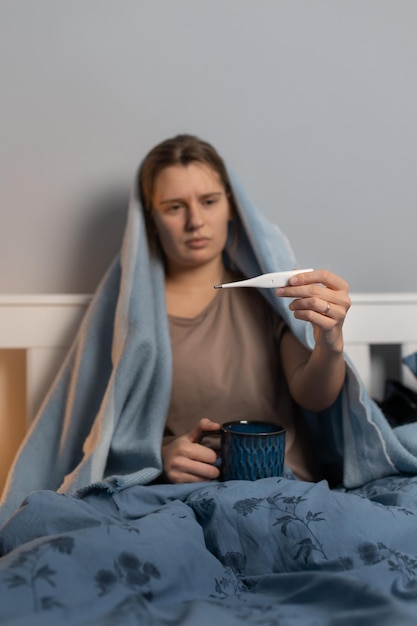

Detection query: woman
xmin=5 ymin=131 xmax=390 ymax=526
xmin=138 ymin=134 xmax=351 ymax=484
xmin=3 ymin=136 xmax=417 ymax=626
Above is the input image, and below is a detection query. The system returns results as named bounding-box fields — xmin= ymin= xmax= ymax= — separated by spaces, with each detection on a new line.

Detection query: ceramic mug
xmin=199 ymin=420 xmax=286 ymax=481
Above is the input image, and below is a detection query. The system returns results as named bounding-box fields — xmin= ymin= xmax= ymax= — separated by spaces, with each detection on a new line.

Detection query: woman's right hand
xmin=161 ymin=418 xmax=221 ymax=483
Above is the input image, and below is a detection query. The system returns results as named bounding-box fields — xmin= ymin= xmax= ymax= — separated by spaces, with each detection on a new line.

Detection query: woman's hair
xmin=138 ymin=134 xmax=237 ymax=253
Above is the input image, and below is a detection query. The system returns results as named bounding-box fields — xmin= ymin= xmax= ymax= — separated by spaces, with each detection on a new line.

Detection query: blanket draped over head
xmin=1 ymin=166 xmax=417 ymax=525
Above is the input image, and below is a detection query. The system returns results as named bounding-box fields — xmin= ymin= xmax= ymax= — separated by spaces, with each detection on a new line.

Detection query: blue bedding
xmin=2 ymin=157 xmax=417 ymax=624
xmin=1 ymin=474 xmax=417 ymax=625
xmin=5 ymin=166 xmax=417 ymax=525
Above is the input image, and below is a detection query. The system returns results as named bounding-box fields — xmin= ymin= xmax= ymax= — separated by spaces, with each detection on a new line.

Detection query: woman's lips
xmin=186 ymin=237 xmax=209 ymax=249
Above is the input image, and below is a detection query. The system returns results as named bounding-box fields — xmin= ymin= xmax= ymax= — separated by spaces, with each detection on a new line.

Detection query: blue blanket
xmin=2 ymin=164 xmax=417 ymax=525
xmin=1 ymin=475 xmax=417 ymax=625
xmin=2 ymin=156 xmax=417 ymax=621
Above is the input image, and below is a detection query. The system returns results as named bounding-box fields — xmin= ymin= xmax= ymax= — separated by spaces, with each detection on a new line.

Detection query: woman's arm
xmin=277 ymin=269 xmax=351 ymax=412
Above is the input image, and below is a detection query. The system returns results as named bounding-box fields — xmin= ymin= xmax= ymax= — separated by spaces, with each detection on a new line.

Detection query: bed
xmin=1 ymin=292 xmax=417 ymax=625
xmin=1 ymin=292 xmax=416 ymax=424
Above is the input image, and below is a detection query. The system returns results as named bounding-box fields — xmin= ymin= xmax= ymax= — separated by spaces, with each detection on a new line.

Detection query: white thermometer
xmin=214 ymin=268 xmax=314 ymax=289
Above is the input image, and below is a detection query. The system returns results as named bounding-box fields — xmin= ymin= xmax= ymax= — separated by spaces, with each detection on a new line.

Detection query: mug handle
xmin=197 ymin=429 xmax=223 ymax=444
xmin=197 ymin=429 xmax=223 ymax=468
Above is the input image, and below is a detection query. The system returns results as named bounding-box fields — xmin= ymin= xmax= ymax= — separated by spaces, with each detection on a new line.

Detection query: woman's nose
xmin=186 ymin=205 xmax=204 ymax=230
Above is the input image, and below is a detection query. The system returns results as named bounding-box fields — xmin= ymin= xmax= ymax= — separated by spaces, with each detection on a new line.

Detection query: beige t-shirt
xmin=165 ymin=281 xmax=321 ymax=482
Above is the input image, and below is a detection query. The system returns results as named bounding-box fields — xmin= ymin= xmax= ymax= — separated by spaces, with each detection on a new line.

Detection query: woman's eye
xmin=204 ymin=197 xmax=217 ymax=207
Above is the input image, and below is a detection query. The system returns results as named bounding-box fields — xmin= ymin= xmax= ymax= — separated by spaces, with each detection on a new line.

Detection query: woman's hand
xmin=277 ymin=269 xmax=351 ymax=353
xmin=277 ymin=269 xmax=350 ymax=411
xmin=161 ymin=418 xmax=221 ymax=483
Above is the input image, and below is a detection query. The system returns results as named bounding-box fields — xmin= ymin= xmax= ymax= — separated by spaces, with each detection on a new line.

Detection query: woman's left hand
xmin=276 ymin=269 xmax=351 ymax=352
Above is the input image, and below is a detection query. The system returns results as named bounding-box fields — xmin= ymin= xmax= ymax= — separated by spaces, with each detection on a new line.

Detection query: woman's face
xmin=151 ymin=162 xmax=232 ymax=273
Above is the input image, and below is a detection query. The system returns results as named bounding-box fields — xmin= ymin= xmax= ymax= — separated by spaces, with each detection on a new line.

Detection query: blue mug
xmin=199 ymin=420 xmax=286 ymax=481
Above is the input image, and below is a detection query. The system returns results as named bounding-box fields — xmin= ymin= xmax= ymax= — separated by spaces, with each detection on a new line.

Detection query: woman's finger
xmin=288 ymin=269 xmax=349 ymax=292
xmin=289 ymin=296 xmax=348 ymax=321
xmin=187 ymin=417 xmax=221 ymax=443
xmin=168 ymin=454 xmax=220 ymax=482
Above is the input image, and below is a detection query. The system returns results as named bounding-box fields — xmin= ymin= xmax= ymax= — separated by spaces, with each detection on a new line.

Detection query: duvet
xmin=1 ymin=473 xmax=417 ymax=625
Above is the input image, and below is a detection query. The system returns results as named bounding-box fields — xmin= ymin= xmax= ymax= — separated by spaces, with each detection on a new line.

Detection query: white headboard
xmin=1 ymin=292 xmax=417 ymax=492
xmin=344 ymin=294 xmax=417 ymax=398
xmin=0 ymin=293 xmax=417 ymax=425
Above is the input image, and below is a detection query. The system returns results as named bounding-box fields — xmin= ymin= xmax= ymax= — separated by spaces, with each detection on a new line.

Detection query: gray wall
xmin=1 ymin=0 xmax=416 ymax=294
